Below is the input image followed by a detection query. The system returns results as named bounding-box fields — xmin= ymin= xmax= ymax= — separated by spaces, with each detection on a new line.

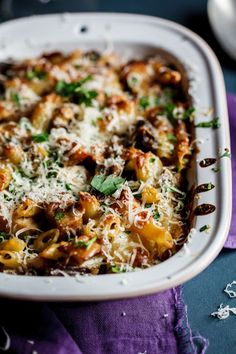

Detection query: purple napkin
xmin=0 ymin=287 xmax=207 ymax=354
xmin=224 ymin=93 xmax=236 ymax=248
xmin=0 ymin=94 xmax=235 ymax=354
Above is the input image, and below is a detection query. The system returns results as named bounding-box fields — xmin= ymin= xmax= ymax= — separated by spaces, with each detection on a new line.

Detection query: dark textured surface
xmin=0 ymin=1 xmax=235 ymax=353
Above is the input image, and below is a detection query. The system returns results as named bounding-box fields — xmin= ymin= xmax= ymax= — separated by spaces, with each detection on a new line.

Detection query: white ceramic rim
xmin=0 ymin=13 xmax=232 ymax=301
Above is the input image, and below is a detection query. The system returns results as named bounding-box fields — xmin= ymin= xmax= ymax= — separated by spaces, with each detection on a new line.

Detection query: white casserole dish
xmin=0 ymin=13 xmax=231 ymax=301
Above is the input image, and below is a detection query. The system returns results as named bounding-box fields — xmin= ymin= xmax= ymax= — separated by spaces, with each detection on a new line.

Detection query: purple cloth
xmin=224 ymin=93 xmax=236 ymax=248
xmin=1 ymin=93 xmax=236 ymax=354
xmin=0 ymin=288 xmax=207 ymax=354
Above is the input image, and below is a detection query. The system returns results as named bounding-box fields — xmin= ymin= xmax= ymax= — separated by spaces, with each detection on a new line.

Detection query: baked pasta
xmin=0 ymin=49 xmax=194 ymax=275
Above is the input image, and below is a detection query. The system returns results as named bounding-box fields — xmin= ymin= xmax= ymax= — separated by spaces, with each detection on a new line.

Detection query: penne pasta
xmin=0 ymin=49 xmax=194 ymax=275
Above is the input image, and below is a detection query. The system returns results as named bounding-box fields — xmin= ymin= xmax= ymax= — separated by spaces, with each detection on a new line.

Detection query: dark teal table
xmin=1 ymin=1 xmax=235 ymax=353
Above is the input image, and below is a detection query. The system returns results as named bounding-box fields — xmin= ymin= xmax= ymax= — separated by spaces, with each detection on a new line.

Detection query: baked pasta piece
xmin=0 ymin=49 xmax=194 ymax=275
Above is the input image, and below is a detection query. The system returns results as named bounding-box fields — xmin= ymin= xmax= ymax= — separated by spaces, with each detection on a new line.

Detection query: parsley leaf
xmin=211 ymin=166 xmax=221 ymax=173
xmin=32 ymin=133 xmax=49 ymax=142
xmin=167 ymin=133 xmax=177 ymax=143
xmin=195 ymin=117 xmax=221 ymax=129
xmin=153 ymin=212 xmax=160 ymax=221
xmin=55 ymin=76 xmax=97 ymax=106
xmin=139 ymin=96 xmax=149 ymax=109
xmin=199 ymin=225 xmax=210 ymax=232
xmin=111 ymin=265 xmax=122 ymax=273
xmin=91 ymin=174 xmax=125 ymax=196
xmin=220 ymin=150 xmax=231 ymax=159
xmin=11 ymin=92 xmax=20 ymax=107
xmin=55 ymin=211 xmax=65 ymax=221
xmin=75 ymin=236 xmax=97 ymax=249
xmin=0 ymin=232 xmax=9 ymax=243
xmin=26 ymin=70 xmax=46 ymax=80
xmin=161 ymin=104 xmax=195 ymax=123
xmin=149 ymin=157 xmax=156 ymax=163
xmin=183 ymin=107 xmax=195 ymax=120
xmin=161 ymin=103 xmax=176 ymax=123
xmin=168 ymin=186 xmax=186 ymax=197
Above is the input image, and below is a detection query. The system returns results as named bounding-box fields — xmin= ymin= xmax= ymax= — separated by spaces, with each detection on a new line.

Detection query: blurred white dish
xmin=208 ymin=0 xmax=236 ymax=60
xmin=0 ymin=13 xmax=231 ymax=301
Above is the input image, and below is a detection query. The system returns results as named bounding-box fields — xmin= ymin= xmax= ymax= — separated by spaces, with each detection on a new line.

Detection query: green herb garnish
xmin=11 ymin=92 xmax=20 ymax=107
xmin=161 ymin=103 xmax=195 ymax=123
xmin=26 ymin=70 xmax=46 ymax=80
xmin=146 ymin=203 xmax=153 ymax=208
xmin=167 ymin=133 xmax=177 ymax=143
xmin=168 ymin=186 xmax=186 ymax=197
xmin=0 ymin=232 xmax=8 ymax=243
xmin=55 ymin=76 xmax=97 ymax=106
xmin=195 ymin=117 xmax=220 ymax=129
xmin=220 ymin=150 xmax=231 ymax=159
xmin=161 ymin=103 xmax=176 ymax=123
xmin=111 ymin=265 xmax=121 ymax=273
xmin=65 ymin=183 xmax=72 ymax=191
xmin=183 ymin=107 xmax=195 ymax=120
xmin=111 ymin=264 xmax=127 ymax=273
xmin=91 ymin=174 xmax=125 ymax=196
xmin=153 ymin=212 xmax=160 ymax=221
xmin=211 ymin=167 xmax=221 ymax=173
xmin=199 ymin=225 xmax=210 ymax=232
xmin=139 ymin=96 xmax=149 ymax=109
xmin=55 ymin=211 xmax=65 ymax=221
xmin=75 ymin=236 xmax=97 ymax=249
xmin=149 ymin=157 xmax=156 ymax=163
xmin=32 ymin=133 xmax=49 ymax=142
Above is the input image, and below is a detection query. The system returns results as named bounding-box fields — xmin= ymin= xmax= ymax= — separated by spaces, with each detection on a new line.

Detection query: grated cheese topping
xmin=0 ymin=49 xmax=194 ymax=275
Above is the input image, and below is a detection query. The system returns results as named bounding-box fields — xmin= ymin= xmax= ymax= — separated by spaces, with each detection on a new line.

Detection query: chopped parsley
xmin=55 ymin=211 xmax=65 ymax=221
xmin=168 ymin=186 xmax=186 ymax=197
xmin=11 ymin=92 xmax=20 ymax=107
xmin=75 ymin=236 xmax=97 ymax=249
xmin=32 ymin=133 xmax=49 ymax=142
xmin=220 ymin=150 xmax=231 ymax=159
xmin=199 ymin=225 xmax=210 ymax=232
xmin=149 ymin=157 xmax=156 ymax=163
xmin=91 ymin=174 xmax=125 ymax=196
xmin=161 ymin=103 xmax=176 ymax=123
xmin=111 ymin=265 xmax=126 ymax=273
xmin=146 ymin=203 xmax=153 ymax=208
xmin=211 ymin=167 xmax=221 ymax=173
xmin=195 ymin=117 xmax=221 ymax=129
xmin=167 ymin=133 xmax=177 ymax=143
xmin=65 ymin=183 xmax=72 ymax=191
xmin=183 ymin=107 xmax=195 ymax=120
xmin=111 ymin=265 xmax=121 ymax=273
xmin=55 ymin=75 xmax=97 ymax=106
xmin=26 ymin=70 xmax=46 ymax=80
xmin=161 ymin=104 xmax=195 ymax=123
xmin=153 ymin=212 xmax=160 ymax=221
xmin=0 ymin=232 xmax=9 ymax=243
xmin=139 ymin=96 xmax=150 ymax=109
